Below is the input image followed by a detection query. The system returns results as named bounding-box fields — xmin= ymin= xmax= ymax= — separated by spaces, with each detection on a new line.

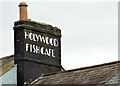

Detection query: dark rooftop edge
xmin=43 ymin=60 xmax=120 ymax=76
xmin=0 ymin=55 xmax=14 ymax=60
xmin=1 ymin=55 xmax=120 ymax=77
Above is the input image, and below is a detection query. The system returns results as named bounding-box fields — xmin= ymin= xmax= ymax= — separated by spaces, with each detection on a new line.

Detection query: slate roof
xmin=0 ymin=55 xmax=120 ymax=85
xmin=30 ymin=61 xmax=120 ymax=85
xmin=0 ymin=55 xmax=15 ymax=76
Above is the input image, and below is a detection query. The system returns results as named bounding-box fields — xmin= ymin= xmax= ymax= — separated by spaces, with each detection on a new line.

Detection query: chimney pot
xmin=19 ymin=2 xmax=28 ymax=6
xmin=19 ymin=2 xmax=28 ymax=20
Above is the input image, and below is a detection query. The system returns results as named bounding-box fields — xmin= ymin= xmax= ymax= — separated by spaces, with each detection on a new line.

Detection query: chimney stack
xmin=19 ymin=2 xmax=28 ymax=20
xmin=14 ymin=2 xmax=62 ymax=86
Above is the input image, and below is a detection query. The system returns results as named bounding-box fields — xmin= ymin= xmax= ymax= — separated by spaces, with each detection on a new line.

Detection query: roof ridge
xmin=0 ymin=55 xmax=14 ymax=60
xmin=43 ymin=60 xmax=120 ymax=76
xmin=29 ymin=74 xmax=44 ymax=86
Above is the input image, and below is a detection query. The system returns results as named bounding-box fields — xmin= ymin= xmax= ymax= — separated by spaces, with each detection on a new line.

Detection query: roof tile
xmin=32 ymin=61 xmax=120 ymax=85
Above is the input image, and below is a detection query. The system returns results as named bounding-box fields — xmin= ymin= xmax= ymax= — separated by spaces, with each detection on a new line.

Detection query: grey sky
xmin=0 ymin=1 xmax=118 ymax=70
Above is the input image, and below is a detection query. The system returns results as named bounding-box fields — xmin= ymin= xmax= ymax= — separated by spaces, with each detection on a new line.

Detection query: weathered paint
xmin=14 ymin=20 xmax=62 ymax=86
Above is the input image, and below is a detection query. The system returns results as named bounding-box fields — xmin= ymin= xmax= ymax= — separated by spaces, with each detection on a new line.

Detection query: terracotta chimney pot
xmin=19 ymin=2 xmax=28 ymax=20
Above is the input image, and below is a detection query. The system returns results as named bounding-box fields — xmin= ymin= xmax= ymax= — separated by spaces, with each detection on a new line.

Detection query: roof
xmin=0 ymin=55 xmax=120 ymax=85
xmin=0 ymin=55 xmax=15 ymax=76
xmin=30 ymin=61 xmax=120 ymax=85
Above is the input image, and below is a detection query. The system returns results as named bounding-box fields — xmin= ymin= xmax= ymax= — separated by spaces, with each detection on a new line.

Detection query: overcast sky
xmin=0 ymin=0 xmax=119 ymax=70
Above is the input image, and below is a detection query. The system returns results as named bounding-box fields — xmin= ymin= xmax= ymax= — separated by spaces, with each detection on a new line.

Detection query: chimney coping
xmin=14 ymin=20 xmax=61 ymax=31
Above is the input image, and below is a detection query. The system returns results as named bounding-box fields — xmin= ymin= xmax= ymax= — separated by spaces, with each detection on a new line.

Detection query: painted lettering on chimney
xmin=24 ymin=30 xmax=59 ymax=57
